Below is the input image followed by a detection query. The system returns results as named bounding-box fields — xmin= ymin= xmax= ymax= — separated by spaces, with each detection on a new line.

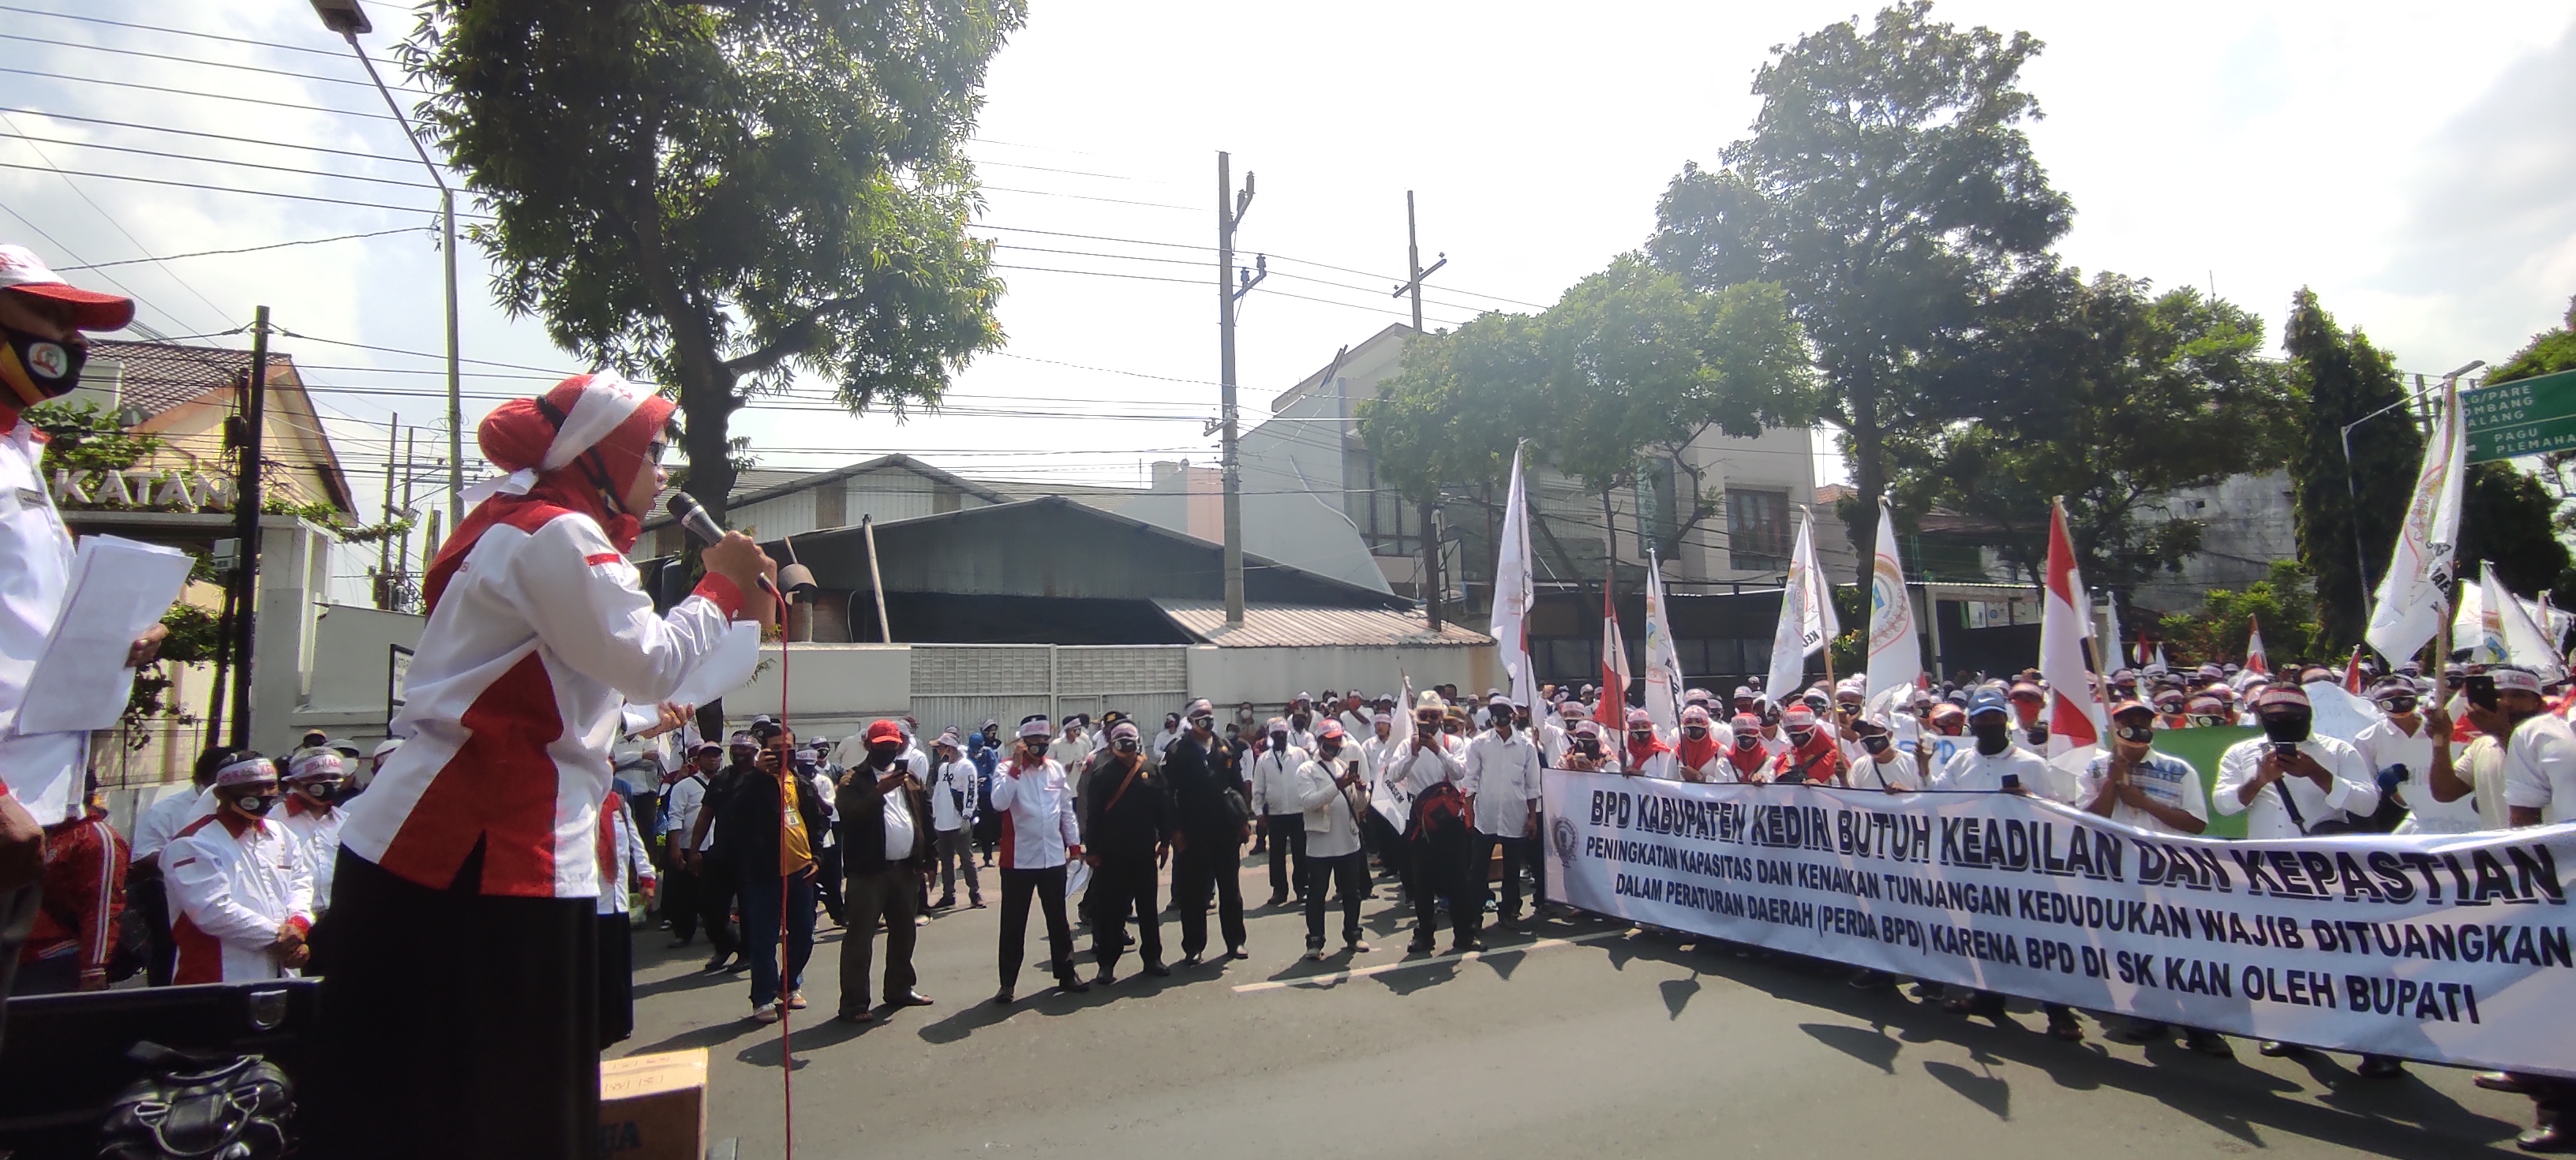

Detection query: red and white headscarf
xmin=423 ymin=372 xmax=672 ymax=612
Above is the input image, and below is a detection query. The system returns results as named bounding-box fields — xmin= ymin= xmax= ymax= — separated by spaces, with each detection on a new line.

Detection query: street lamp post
xmin=312 ymin=0 xmax=462 ymax=534
xmin=2341 ymin=358 xmax=2483 ymax=621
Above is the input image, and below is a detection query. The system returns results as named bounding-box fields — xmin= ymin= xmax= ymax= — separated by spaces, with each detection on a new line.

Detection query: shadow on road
xmin=1607 ymin=936 xmax=2522 ymax=1157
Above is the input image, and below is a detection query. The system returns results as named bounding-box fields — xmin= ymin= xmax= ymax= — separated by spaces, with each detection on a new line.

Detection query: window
xmin=1725 ymin=488 xmax=1792 ymax=571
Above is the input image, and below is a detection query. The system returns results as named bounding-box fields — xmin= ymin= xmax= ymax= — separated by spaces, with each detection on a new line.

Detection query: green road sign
xmin=2465 ymin=367 xmax=2576 ymax=462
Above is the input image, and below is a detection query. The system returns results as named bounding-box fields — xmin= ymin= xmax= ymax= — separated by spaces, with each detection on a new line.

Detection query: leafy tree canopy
xmin=1649 ymin=0 xmax=2071 ymax=588
xmin=2283 ymin=287 xmax=2418 ymax=653
xmin=2155 ymin=560 xmax=2323 ymax=671
xmin=406 ymin=0 xmax=1021 ymax=519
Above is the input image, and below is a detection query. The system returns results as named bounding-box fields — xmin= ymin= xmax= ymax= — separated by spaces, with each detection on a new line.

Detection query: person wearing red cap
xmin=313 ymin=373 xmax=776 ymax=1160
xmin=0 ymin=245 xmax=169 ymax=1036
xmin=836 ymin=719 xmax=935 ymax=1021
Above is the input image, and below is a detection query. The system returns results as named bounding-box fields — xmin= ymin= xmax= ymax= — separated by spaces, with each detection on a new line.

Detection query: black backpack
xmin=98 ymin=1042 xmax=295 ymax=1159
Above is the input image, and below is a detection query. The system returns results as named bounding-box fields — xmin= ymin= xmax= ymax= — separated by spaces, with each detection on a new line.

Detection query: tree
xmin=407 ymin=0 xmax=1020 ymax=521
xmin=2283 ymin=288 xmax=2419 ymax=651
xmin=2154 ymin=560 xmax=2323 ymax=670
xmin=2456 ymin=461 xmax=2576 ymax=600
xmin=1888 ymin=272 xmax=2295 ymax=588
xmin=1359 ymin=256 xmax=1811 ymax=601
xmin=2489 ymin=294 xmax=2576 ymax=533
xmin=1648 ymin=0 xmax=2072 ymax=592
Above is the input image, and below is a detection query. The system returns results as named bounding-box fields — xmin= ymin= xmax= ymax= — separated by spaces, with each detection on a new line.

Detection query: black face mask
xmin=0 ymin=324 xmax=84 ymax=402
xmin=1734 ymin=734 xmax=1761 ymax=750
xmin=1971 ymin=720 xmax=2012 ymax=755
xmin=1784 ymin=728 xmax=1814 ymax=747
xmin=230 ymin=791 xmax=279 ymax=817
xmin=2114 ymin=724 xmax=2155 ymax=744
xmin=1683 ymin=727 xmax=1709 ymax=740
xmin=1114 ymin=739 xmax=1139 ymax=754
xmin=1269 ymin=731 xmax=1289 ymax=750
xmin=867 ymin=743 xmax=903 ymax=764
xmin=2260 ymin=712 xmax=2312 ymax=745
xmin=1860 ymin=735 xmax=1891 ymax=755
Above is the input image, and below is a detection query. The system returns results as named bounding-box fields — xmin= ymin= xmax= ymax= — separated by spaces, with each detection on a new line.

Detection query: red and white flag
xmin=2342 ymin=645 xmax=2366 ymax=694
xmin=1601 ymin=579 xmax=1631 ymax=726
xmin=2040 ymin=499 xmax=2102 ymax=756
xmin=2245 ymin=616 xmax=2269 ymax=675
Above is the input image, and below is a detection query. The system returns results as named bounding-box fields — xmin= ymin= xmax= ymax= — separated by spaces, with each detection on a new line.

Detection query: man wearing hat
xmin=1465 ymin=695 xmax=1544 ymax=933
xmin=0 ymin=245 xmax=178 ymax=1023
xmin=836 ymin=720 xmax=936 ymax=1021
xmin=164 ymin=754 xmax=316 ymax=984
xmin=1295 ymin=720 xmax=1375 ymax=959
xmin=1768 ymin=706 xmax=1846 ymax=785
xmin=2356 ymin=675 xmax=2463 ymax=833
xmin=927 ymin=730 xmax=984 ymax=909
xmin=1934 ymin=690 xmax=2084 ymax=1035
xmin=659 ymin=741 xmax=722 ymax=951
xmin=1083 ymin=719 xmax=1174 ymax=983
xmin=1387 ymin=693 xmax=1474 ymax=953
xmin=990 ymin=715 xmax=1087 ymax=1001
xmin=1249 ymin=717 xmax=1312 ymax=909
xmin=1162 ymin=699 xmax=1252 ymax=964
xmin=279 ymin=751 xmax=353 ymax=919
xmin=2214 ymin=684 xmax=2377 ymax=840
xmin=2079 ymin=700 xmax=2227 ymax=1055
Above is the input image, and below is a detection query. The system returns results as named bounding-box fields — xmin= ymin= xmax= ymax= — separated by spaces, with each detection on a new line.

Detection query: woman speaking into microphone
xmin=313 ymin=372 xmax=773 ymax=1160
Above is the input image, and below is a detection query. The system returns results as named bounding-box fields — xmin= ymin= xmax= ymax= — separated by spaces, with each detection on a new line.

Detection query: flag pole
xmin=2057 ymin=497 xmax=2121 ymax=736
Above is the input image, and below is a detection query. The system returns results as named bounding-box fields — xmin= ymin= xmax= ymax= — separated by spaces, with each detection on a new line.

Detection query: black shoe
xmin=1848 ymin=968 xmax=1892 ymax=990
xmin=2521 ymin=1124 xmax=2576 ymax=1154
xmin=934 ymin=895 xmax=957 ymax=909
xmin=1056 ymin=977 xmax=1091 ymax=994
xmin=2184 ymin=1030 xmax=2234 ymax=1057
xmin=702 ymin=954 xmax=734 ymax=973
xmin=2258 ymin=1040 xmax=2305 ymax=1058
xmin=991 ymin=987 xmax=1014 ymax=1005
xmin=2107 ymin=1020 xmax=2170 ymax=1044
xmin=2479 ymin=1072 xmax=2534 ymax=1094
xmin=1143 ymin=960 xmax=1172 ymax=977
xmin=1407 ymin=936 xmax=1436 ymax=954
xmin=1225 ymin=946 xmax=1249 ymax=960
xmin=1091 ymin=970 xmax=1118 ymax=987
xmin=2357 ymin=1055 xmax=2407 ymax=1079
xmin=1181 ymin=952 xmax=1204 ymax=967
xmin=1265 ymin=893 xmax=1289 ymax=909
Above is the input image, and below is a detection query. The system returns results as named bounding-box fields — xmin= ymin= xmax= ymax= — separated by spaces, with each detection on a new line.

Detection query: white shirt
xmin=2075 ymin=750 xmax=2207 ymax=836
xmin=0 ymin=414 xmax=87 ymax=823
xmin=1849 ymin=749 xmax=1923 ymax=792
xmin=930 ymin=757 xmax=979 ymax=832
xmin=880 ymin=791 xmax=919 ymax=863
xmin=661 ymin=771 xmax=710 ymax=838
xmin=132 ymin=785 xmax=212 ymax=865
xmin=1337 ymin=709 xmax=1372 ymax=742
xmin=1295 ymin=752 xmax=1369 ymax=859
xmin=166 ymin=811 xmax=315 ymax=983
xmin=1936 ymin=746 xmax=2063 ymax=799
xmin=2357 ymin=717 xmax=2473 ymax=832
xmin=1463 ymin=730 xmax=1543 ymax=836
xmin=598 ymin=798 xmax=650 ymax=916
xmin=1358 ymin=733 xmax=1399 ymax=784
xmin=989 ymin=757 xmax=1079 ymax=869
xmin=276 ymin=799 xmax=346 ymax=911
xmin=1538 ymin=720 xmax=1574 ymax=767
xmin=1385 ymin=739 xmax=1466 ymax=798
xmin=2213 ymin=734 xmax=2379 ymax=839
xmin=2505 ymin=711 xmax=2576 ymax=824
xmin=1249 ymin=745 xmax=1309 ymax=817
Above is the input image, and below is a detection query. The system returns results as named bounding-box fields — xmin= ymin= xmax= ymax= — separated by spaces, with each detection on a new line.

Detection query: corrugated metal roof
xmin=1155 ymin=599 xmax=1492 ymax=649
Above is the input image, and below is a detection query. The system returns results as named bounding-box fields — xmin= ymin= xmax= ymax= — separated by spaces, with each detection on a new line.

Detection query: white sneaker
xmin=786 ymin=990 xmax=808 ymax=1011
xmin=751 ymin=1002 xmax=781 ymax=1023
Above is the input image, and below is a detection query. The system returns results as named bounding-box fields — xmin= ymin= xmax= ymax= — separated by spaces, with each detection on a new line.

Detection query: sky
xmin=4 ymin=1 xmax=2574 ymax=603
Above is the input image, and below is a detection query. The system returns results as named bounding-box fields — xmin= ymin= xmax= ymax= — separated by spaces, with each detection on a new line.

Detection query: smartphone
xmin=1999 ymin=772 xmax=2020 ymax=791
xmin=2271 ymin=741 xmax=2299 ymax=760
xmin=2466 ymin=675 xmax=2500 ymax=712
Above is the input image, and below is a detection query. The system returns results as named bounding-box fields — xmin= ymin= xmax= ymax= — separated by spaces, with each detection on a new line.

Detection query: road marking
xmin=1230 ymin=927 xmax=1631 ymax=993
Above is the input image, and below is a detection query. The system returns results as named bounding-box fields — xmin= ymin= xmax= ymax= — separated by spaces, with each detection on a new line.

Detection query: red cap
xmin=0 ymin=245 xmax=133 ymax=331
xmin=864 ymin=719 xmax=904 ymax=745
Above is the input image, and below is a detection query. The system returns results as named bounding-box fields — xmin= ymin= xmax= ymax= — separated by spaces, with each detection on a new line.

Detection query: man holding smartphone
xmin=1933 ymin=687 xmax=2080 ymax=1037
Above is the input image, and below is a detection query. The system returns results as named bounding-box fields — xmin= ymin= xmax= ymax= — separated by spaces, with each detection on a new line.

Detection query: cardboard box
xmin=599 ymin=1049 xmax=707 ymax=1160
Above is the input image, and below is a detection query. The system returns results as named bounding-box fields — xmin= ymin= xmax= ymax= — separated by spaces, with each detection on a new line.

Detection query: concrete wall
xmin=725 ymin=643 xmax=913 ymax=745
xmin=279 ymin=601 xmax=426 ymax=753
xmin=1181 ymin=643 xmax=1502 ymax=707
xmin=2129 ymin=470 xmax=2301 ymax=615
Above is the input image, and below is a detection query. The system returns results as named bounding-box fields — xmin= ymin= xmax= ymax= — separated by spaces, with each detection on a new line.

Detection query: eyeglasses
xmin=644 ymin=440 xmax=668 ymax=466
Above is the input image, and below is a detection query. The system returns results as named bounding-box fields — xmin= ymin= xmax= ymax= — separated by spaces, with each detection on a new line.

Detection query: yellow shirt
xmin=777 ymin=775 xmax=813 ymax=875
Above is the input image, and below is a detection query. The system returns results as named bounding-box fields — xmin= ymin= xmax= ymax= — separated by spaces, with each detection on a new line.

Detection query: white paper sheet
xmin=663 ymin=621 xmax=762 ymax=710
xmin=8 ymin=534 xmax=193 ymax=736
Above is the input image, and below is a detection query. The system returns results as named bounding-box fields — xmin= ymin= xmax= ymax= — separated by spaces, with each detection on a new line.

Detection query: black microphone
xmin=665 ymin=492 xmax=781 ymax=597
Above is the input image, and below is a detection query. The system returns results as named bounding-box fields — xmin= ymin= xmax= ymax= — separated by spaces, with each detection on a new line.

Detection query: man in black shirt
xmin=834 ymin=720 xmax=934 ymax=1022
xmin=1160 ymin=698 xmax=1250 ymax=964
xmin=684 ymin=732 xmax=761 ymax=971
xmin=1083 ymin=721 xmax=1174 ymax=984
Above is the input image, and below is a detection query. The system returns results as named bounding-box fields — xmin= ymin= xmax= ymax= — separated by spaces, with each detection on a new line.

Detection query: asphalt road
xmin=620 ymin=854 xmax=2535 ymax=1159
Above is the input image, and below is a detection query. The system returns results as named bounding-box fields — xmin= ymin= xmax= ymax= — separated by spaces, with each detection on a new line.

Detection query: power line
xmin=0 ymin=110 xmax=234 ymax=331
xmin=981 ymin=185 xmax=1195 ymax=212
xmin=0 ymin=32 xmax=434 ymax=95
xmin=0 ymin=161 xmax=466 ymax=217
xmin=1267 ymin=252 xmax=1550 ymax=312
xmin=0 ymin=107 xmax=429 ymax=167
xmin=2 ymin=133 xmax=445 ymax=190
xmin=0 ymin=6 xmax=354 ymax=58
xmin=972 ymin=223 xmax=1211 ymax=253
xmin=59 ymin=228 xmax=434 ymax=271
xmin=0 ymin=68 xmax=399 ymax=122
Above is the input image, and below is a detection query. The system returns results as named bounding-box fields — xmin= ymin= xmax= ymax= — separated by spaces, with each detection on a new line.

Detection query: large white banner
xmin=1543 ymin=769 xmax=2576 ymax=1076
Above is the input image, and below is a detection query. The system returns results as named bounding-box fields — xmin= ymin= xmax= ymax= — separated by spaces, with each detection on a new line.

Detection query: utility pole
xmin=376 ymin=413 xmax=399 ymax=609
xmin=1216 ymin=152 xmax=1264 ymax=627
xmin=229 ymin=305 xmax=271 ymax=749
xmin=397 ymin=426 xmax=417 ymax=609
xmin=1391 ymin=191 xmax=1449 ymax=627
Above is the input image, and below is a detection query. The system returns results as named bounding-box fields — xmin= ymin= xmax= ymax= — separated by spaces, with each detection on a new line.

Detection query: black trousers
xmin=997 ymin=866 xmax=1077 ymax=991
xmin=661 ymin=860 xmax=701 ymax=941
xmin=1264 ymin=814 xmax=1308 ymax=899
xmin=1171 ymin=836 xmax=1246 ymax=957
xmin=1410 ymin=826 xmax=1475 ymax=942
xmin=0 ymin=882 xmax=36 ymax=1050
xmin=596 ymin=911 xmax=633 ymax=1048
xmin=1303 ymin=848 xmax=1368 ymax=947
xmin=695 ymin=855 xmax=739 ymax=959
xmin=127 ymin=872 xmax=178 ymax=986
xmin=814 ymin=843 xmax=844 ymax=924
xmin=1477 ymin=833 xmax=1541 ymax=923
xmin=309 ymin=850 xmax=599 ymax=1160
xmin=1090 ymin=854 xmax=1162 ymax=971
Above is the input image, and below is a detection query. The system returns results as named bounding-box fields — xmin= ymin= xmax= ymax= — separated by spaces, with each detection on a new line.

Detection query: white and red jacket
xmin=165 ymin=811 xmax=315 ymax=984
xmin=338 ymin=507 xmax=758 ymax=899
xmin=988 ymin=757 xmax=1080 ymax=870
xmin=276 ymin=795 xmax=345 ymax=913
xmin=597 ymin=790 xmax=653 ymax=917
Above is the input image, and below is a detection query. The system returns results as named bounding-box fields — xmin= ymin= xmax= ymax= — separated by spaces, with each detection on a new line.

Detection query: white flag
xmin=2493 ymin=573 xmax=2567 ymax=682
xmin=1643 ymin=549 xmax=1684 ymax=732
xmin=1372 ymin=675 xmax=1418 ymax=833
xmin=1863 ymin=498 xmax=1922 ymax=715
xmin=1765 ymin=509 xmax=1837 ymax=700
xmin=1489 ymin=445 xmax=1538 ymax=710
xmin=2365 ymin=379 xmax=2466 ymax=663
xmin=2477 ymin=567 xmax=2509 ymax=664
